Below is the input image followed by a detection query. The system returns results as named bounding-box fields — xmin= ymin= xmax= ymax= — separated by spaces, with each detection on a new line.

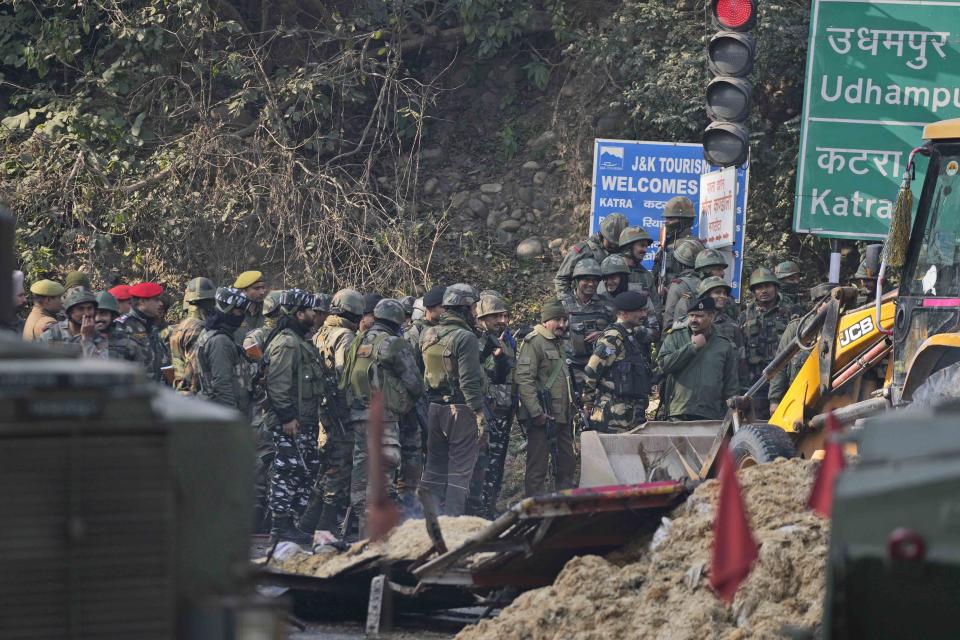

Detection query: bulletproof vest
xmin=343 ymin=329 xmax=414 ymax=415
xmin=196 ymin=328 xmax=250 ymax=399
xmin=742 ymin=303 xmax=794 ymax=373
xmin=607 ymin=325 xmax=650 ymax=399
xmin=421 ymin=324 xmax=466 ymax=402
xmin=171 ymin=316 xmax=203 ymax=393
xmin=568 ymin=301 xmax=610 ymax=359
xmin=628 ymin=267 xmax=655 ymax=294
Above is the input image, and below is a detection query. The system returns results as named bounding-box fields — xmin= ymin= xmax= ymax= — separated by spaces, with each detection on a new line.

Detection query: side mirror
xmin=864 ymin=244 xmax=883 ymax=278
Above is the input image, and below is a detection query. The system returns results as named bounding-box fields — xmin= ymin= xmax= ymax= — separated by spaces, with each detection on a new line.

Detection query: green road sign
xmin=795 ymin=0 xmax=960 ymax=239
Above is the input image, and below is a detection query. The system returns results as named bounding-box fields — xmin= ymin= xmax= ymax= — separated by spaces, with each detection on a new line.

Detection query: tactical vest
xmin=606 ymin=325 xmax=650 ymax=399
xmin=742 ymin=303 xmax=794 ymax=374
xmin=196 ymin=328 xmax=251 ymax=400
xmin=421 ymin=324 xmax=467 ymax=402
xmin=568 ymin=304 xmax=610 ymax=359
xmin=341 ymin=330 xmax=413 ymax=415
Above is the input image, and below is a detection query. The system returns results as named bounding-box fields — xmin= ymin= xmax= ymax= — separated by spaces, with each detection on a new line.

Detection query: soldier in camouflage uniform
xmin=262 ymin=289 xmax=326 ymax=545
xmin=169 ymin=277 xmax=216 ymax=394
xmin=312 ymin=288 xmax=364 ymax=534
xmin=467 ymin=293 xmax=515 ymax=517
xmin=738 ymin=267 xmax=802 ymax=420
xmin=769 ymin=282 xmax=836 ymax=414
xmin=562 ymin=258 xmax=614 ymax=389
xmin=662 ymin=238 xmax=705 ymax=329
xmin=94 ymin=291 xmax=145 ymax=363
xmin=653 ymin=196 xmax=697 ymax=296
xmin=233 ymin=270 xmax=270 ymax=346
xmin=697 ymin=277 xmax=744 ymax=356
xmin=340 ymin=299 xmax=423 ymax=535
xmin=553 ymin=213 xmax=628 ymax=299
xmin=117 ymin=282 xmax=170 ymax=383
xmin=668 ymin=248 xmax=729 ymax=327
xmin=599 ymin=254 xmax=660 ymax=342
xmin=37 ymin=288 xmax=105 ymax=357
xmin=583 ymin=291 xmax=655 ymax=431
xmin=618 ymin=226 xmax=660 ymax=312
xmin=774 ymin=260 xmax=803 ymax=307
xmin=515 ymin=300 xmax=575 ymax=495
xmin=404 ymin=284 xmax=445 ymax=371
xmin=657 ymin=296 xmax=740 ymax=420
xmin=420 ymin=284 xmax=486 ymax=516
xmin=195 ymin=287 xmax=253 ymax=414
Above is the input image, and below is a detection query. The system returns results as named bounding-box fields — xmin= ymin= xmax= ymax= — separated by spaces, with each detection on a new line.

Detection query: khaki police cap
xmin=31 ymin=279 xmax=65 ymax=297
xmin=233 ymin=270 xmax=265 ymax=289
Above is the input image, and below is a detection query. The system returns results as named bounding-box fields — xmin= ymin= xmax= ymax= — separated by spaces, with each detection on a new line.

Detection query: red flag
xmin=807 ymin=411 xmax=846 ymax=517
xmin=710 ymin=445 xmax=759 ymax=603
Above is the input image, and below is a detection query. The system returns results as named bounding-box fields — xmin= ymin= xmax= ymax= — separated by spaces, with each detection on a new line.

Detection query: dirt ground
xmin=458 ymin=458 xmax=827 ymax=639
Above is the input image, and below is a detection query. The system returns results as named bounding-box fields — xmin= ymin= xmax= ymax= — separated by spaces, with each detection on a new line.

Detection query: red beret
xmin=129 ymin=282 xmax=164 ymax=299
xmin=108 ymin=284 xmax=132 ymax=301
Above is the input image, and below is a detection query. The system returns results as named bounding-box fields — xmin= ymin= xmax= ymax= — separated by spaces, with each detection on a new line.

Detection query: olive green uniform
xmin=420 ymin=314 xmax=485 ymax=516
xmin=514 ymin=324 xmax=576 ymax=496
xmin=341 ymin=322 xmax=423 ymax=521
xmin=657 ymin=325 xmax=739 ymax=420
xmin=37 ymin=320 xmax=106 ymax=358
xmin=768 ymin=316 xmax=810 ymax=404
xmin=562 ymin=292 xmax=613 ymax=384
xmin=196 ymin=327 xmax=252 ymax=414
xmin=738 ymin=296 xmax=799 ymax=418
xmin=583 ymin=322 xmax=654 ymax=431
xmin=663 ymin=269 xmax=701 ymax=328
xmin=313 ymin=315 xmax=358 ymax=517
xmin=263 ymin=323 xmax=326 ymax=519
xmin=553 ymin=236 xmax=608 ymax=299
xmin=652 ymin=226 xmax=693 ymax=294
xmin=104 ymin=323 xmax=145 ymax=363
xmin=627 ymin=263 xmax=661 ymax=313
xmin=243 ymin=317 xmax=278 ymax=531
xmin=234 ymin=305 xmax=264 ymax=347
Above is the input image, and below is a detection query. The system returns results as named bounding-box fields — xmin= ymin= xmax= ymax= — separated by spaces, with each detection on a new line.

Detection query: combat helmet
xmin=183 ymin=277 xmax=216 ymax=304
xmin=276 ymin=288 xmax=314 ymax=315
xmin=810 ymin=282 xmax=839 ymax=301
xmin=601 ymin=254 xmax=631 ymax=276
xmin=749 ymin=267 xmax=780 ymax=289
xmin=63 ymin=288 xmax=98 ymax=312
xmin=261 ymin=290 xmax=285 ymax=317
xmin=96 ymin=291 xmax=120 ymax=315
xmin=442 ymin=283 xmax=478 ymax=308
xmin=618 ymin=226 xmax=652 ymax=250
xmin=774 ymin=261 xmax=801 ymax=280
xmin=695 ymin=248 xmax=727 ymax=272
xmin=698 ymin=276 xmax=732 ymax=297
xmin=477 ymin=294 xmax=508 ymax=318
xmin=663 ymin=196 xmax=695 ymax=219
xmin=572 ymin=257 xmax=602 ymax=279
xmin=373 ymin=298 xmax=406 ymax=326
xmin=599 ymin=213 xmax=628 ymax=244
xmin=214 ymin=287 xmax=252 ymax=314
xmin=399 ymin=295 xmax=416 ymax=317
xmin=312 ymin=292 xmax=332 ymax=313
xmin=674 ymin=238 xmax=705 ymax=268
xmin=331 ymin=288 xmax=364 ymax=316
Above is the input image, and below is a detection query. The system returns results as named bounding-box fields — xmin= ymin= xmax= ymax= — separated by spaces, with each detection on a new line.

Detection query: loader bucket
xmin=579 ymin=420 xmax=726 ymax=487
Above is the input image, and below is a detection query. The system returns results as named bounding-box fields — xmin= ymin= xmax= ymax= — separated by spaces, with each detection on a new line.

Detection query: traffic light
xmin=703 ymin=0 xmax=757 ymax=167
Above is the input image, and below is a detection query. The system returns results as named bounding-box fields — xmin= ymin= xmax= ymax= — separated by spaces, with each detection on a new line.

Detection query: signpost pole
xmin=828 ymin=239 xmax=841 ymax=283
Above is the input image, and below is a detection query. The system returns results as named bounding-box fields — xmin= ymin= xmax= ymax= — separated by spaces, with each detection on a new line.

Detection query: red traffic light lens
xmin=713 ymin=0 xmax=755 ymax=30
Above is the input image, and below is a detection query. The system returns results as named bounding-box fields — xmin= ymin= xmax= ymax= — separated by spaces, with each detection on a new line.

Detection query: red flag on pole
xmin=807 ymin=410 xmax=846 ymax=518
xmin=709 ymin=445 xmax=759 ymax=603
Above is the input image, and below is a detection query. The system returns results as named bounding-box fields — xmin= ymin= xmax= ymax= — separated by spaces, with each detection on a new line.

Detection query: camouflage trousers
xmin=589 ymin=394 xmax=649 ymax=432
xmin=321 ymin=418 xmax=354 ymax=512
xmin=268 ymin=422 xmax=323 ymax=517
xmin=349 ymin=418 xmax=401 ymax=514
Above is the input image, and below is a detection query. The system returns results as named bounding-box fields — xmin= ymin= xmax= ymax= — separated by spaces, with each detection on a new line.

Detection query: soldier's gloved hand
xmin=532 ymin=413 xmax=547 ymax=427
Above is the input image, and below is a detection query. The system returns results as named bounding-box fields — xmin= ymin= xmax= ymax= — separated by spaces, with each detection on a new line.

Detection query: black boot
xmin=270 ymin=515 xmax=313 ymax=546
xmin=299 ymin=495 xmax=323 ymax=534
xmin=317 ymin=502 xmax=340 ymax=535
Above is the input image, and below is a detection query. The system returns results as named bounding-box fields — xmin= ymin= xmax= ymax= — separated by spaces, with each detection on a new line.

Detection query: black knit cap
xmin=613 ymin=290 xmax=649 ymax=311
xmin=423 ymin=284 xmax=447 ymax=308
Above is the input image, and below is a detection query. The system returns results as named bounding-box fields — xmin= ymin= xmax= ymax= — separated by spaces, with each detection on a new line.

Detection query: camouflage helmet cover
xmin=63 ymin=287 xmax=98 ymax=312
xmin=695 ymin=248 xmax=727 ymax=271
xmin=262 ymin=290 xmax=285 ymax=317
xmin=617 ymin=226 xmax=652 ymax=248
xmin=697 ymin=276 xmax=732 ymax=297
xmin=476 ymin=294 xmax=508 ymax=318
xmin=572 ymin=257 xmax=603 ymax=279
xmin=96 ymin=290 xmax=120 ymax=315
xmin=312 ymin=292 xmax=332 ymax=313
xmin=663 ymin=196 xmax=695 ymax=219
xmin=183 ymin=276 xmax=216 ymax=303
xmin=599 ymin=213 xmax=628 ymax=244
xmin=442 ymin=283 xmax=478 ymax=307
xmin=774 ymin=260 xmax=801 ymax=279
xmin=331 ymin=288 xmax=364 ymax=316
xmin=601 ymin=254 xmax=631 ymax=276
xmin=673 ymin=237 xmax=705 ymax=267
xmin=373 ymin=298 xmax=406 ymax=325
xmin=749 ymin=267 xmax=780 ymax=289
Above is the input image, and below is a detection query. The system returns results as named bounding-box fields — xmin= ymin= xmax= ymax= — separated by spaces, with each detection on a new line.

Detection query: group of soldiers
xmin=5 ymin=198 xmax=881 ymax=546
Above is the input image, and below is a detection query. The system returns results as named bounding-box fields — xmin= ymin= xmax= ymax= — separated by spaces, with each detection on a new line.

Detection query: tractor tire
xmin=730 ymin=423 xmax=796 ymax=469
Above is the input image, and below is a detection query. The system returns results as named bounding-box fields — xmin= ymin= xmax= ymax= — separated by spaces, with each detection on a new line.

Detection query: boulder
xmin=516 ymin=237 xmax=545 ymax=259
xmin=468 ymin=198 xmax=487 ymax=217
